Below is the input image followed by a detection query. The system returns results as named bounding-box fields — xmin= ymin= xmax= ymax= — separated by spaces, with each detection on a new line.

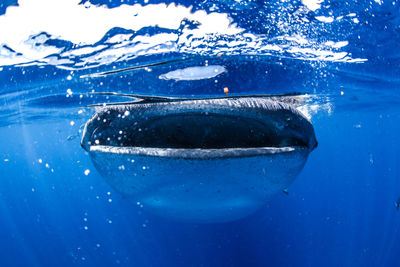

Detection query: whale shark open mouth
xmin=81 ymin=94 xmax=317 ymax=222
xmin=81 ymin=94 xmax=317 ymax=158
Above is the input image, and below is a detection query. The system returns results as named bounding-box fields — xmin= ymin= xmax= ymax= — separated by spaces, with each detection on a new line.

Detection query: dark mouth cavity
xmin=90 ymin=113 xmax=308 ymax=150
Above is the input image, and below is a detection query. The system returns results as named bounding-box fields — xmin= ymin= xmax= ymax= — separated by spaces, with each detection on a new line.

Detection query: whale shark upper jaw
xmin=81 ymin=97 xmax=317 ymax=156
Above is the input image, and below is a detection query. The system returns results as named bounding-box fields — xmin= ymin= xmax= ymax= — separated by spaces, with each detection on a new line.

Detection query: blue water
xmin=1 ymin=0 xmax=400 ymax=266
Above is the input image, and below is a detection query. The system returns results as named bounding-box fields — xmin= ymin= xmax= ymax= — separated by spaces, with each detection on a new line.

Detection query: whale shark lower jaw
xmin=89 ymin=145 xmax=300 ymax=159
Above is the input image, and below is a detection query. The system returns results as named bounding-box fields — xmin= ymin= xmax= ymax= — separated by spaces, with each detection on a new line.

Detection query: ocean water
xmin=1 ymin=0 xmax=400 ymax=266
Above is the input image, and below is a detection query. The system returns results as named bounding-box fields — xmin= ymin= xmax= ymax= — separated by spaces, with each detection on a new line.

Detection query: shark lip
xmin=89 ymin=145 xmax=302 ymax=159
xmin=81 ymin=97 xmax=317 ymax=158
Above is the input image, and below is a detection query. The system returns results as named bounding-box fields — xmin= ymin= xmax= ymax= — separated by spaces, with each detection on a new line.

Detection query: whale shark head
xmin=81 ymin=94 xmax=317 ymax=222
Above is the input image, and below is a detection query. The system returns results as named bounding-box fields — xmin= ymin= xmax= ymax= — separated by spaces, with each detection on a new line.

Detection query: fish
xmin=81 ymin=93 xmax=317 ymax=222
xmin=158 ymin=65 xmax=226 ymax=81
xmin=66 ymin=134 xmax=79 ymax=141
xmin=282 ymin=188 xmax=289 ymax=195
xmin=395 ymin=197 xmax=400 ymax=211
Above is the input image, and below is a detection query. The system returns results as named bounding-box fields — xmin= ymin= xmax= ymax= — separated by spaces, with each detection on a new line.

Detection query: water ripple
xmin=0 ymin=0 xmax=368 ymax=71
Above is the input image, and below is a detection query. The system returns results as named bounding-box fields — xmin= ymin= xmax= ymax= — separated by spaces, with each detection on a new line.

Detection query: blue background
xmin=1 ymin=0 xmax=400 ymax=266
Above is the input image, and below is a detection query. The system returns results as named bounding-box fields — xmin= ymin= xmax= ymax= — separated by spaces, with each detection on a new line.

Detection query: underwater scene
xmin=1 ymin=0 xmax=400 ymax=266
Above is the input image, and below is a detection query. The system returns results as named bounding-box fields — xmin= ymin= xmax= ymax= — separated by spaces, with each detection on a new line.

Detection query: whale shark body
xmin=81 ymin=94 xmax=317 ymax=222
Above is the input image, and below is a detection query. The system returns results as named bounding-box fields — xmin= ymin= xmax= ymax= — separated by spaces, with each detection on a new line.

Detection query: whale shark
xmin=81 ymin=93 xmax=317 ymax=222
